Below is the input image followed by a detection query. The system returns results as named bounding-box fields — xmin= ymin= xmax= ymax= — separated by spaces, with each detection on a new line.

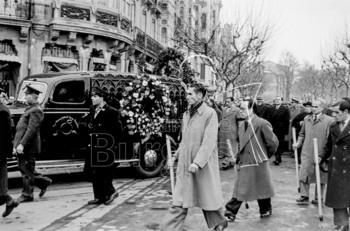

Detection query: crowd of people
xmin=1 ymin=83 xmax=350 ymax=231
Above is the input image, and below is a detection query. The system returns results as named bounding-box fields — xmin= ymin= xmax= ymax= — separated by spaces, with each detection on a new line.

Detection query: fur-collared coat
xmin=232 ymin=116 xmax=279 ymax=201
xmin=173 ymin=103 xmax=223 ymax=210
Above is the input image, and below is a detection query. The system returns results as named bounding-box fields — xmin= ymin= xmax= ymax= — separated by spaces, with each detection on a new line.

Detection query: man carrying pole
xmin=292 ymin=98 xmax=333 ymax=205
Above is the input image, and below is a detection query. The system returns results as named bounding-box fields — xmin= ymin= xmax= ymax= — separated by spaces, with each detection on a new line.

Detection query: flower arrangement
xmin=119 ymin=74 xmax=172 ymax=138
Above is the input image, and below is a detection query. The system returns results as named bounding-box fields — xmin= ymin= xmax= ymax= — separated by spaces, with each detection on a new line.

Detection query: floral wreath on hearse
xmin=119 ymin=73 xmax=172 ymax=140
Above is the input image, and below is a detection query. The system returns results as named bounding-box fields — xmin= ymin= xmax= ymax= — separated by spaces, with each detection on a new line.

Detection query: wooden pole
xmin=313 ymin=138 xmax=323 ymax=221
xmin=292 ymin=127 xmax=300 ymax=193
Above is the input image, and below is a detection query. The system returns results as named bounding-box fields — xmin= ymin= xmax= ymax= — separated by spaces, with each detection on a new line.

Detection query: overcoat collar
xmin=239 ymin=115 xmax=258 ymax=150
xmin=336 ymin=120 xmax=350 ymax=143
xmin=185 ymin=102 xmax=206 ymax=118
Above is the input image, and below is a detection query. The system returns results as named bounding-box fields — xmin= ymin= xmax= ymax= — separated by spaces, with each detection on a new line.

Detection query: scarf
xmin=189 ymin=101 xmax=203 ymax=118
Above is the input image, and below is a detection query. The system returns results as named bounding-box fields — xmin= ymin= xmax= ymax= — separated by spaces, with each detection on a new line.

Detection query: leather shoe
xmin=213 ymin=220 xmax=228 ymax=231
xmin=39 ymin=179 xmax=52 ymax=198
xmin=104 ymin=191 xmax=119 ymax=205
xmin=260 ymin=209 xmax=272 ymax=218
xmin=2 ymin=199 xmax=19 ymax=217
xmin=296 ymin=196 xmax=309 ymax=205
xmin=224 ymin=210 xmax=236 ymax=222
xmin=273 ymin=160 xmax=280 ymax=166
xmin=17 ymin=195 xmax=34 ymax=203
xmin=334 ymin=225 xmax=349 ymax=231
xmin=87 ymin=199 xmax=104 ymax=205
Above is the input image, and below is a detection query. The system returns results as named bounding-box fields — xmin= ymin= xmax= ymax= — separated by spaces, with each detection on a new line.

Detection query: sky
xmin=220 ymin=0 xmax=350 ymax=67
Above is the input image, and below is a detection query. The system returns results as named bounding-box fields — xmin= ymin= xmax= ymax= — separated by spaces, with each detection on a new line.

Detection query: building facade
xmin=0 ymin=0 xmax=221 ymax=98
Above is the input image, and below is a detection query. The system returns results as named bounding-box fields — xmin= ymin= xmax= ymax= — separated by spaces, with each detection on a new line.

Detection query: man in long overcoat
xmin=218 ymin=97 xmax=240 ymax=170
xmin=224 ymin=99 xmax=279 ymax=222
xmin=0 ymin=89 xmax=19 ymax=217
xmin=293 ymin=98 xmax=333 ymax=205
xmin=270 ymin=96 xmax=290 ymax=165
xmin=161 ymin=83 xmax=227 ymax=231
xmin=87 ymin=87 xmax=122 ymax=205
xmin=320 ymin=100 xmax=350 ymax=231
xmin=14 ymin=85 xmax=52 ymax=203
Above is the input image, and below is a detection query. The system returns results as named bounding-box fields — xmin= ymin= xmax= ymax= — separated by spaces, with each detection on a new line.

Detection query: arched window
xmin=161 ymin=27 xmax=167 ymax=44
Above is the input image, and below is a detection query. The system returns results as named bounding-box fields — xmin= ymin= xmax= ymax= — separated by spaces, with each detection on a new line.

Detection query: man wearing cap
xmin=14 ymin=85 xmax=52 ymax=203
xmin=0 ymin=88 xmax=19 ymax=217
xmin=86 ymin=87 xmax=122 ymax=205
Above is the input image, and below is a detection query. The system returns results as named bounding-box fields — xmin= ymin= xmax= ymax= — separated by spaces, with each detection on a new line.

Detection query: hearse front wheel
xmin=134 ymin=141 xmax=166 ymax=178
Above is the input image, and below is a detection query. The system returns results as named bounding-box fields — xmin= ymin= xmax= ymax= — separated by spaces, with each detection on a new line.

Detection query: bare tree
xmin=278 ymin=50 xmax=299 ymax=101
xmin=172 ymin=6 xmax=274 ymax=98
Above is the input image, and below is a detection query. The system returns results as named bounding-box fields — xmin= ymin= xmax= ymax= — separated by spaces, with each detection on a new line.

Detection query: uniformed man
xmin=14 ymin=85 xmax=52 ymax=203
xmin=86 ymin=87 xmax=122 ymax=205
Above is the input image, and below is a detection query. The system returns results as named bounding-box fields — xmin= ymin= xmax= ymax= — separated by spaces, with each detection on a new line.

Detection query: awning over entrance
xmin=42 ymin=56 xmax=78 ymax=64
xmin=0 ymin=54 xmax=21 ymax=63
xmin=90 ymin=57 xmax=107 ymax=64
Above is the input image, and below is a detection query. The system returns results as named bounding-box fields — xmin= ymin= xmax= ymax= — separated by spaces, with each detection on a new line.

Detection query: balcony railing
xmin=134 ymin=27 xmax=146 ymax=48
xmin=0 ymin=0 xmax=30 ymax=19
xmin=146 ymin=35 xmax=163 ymax=55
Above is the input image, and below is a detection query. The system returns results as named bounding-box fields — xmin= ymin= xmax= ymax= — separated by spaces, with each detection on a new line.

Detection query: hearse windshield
xmin=16 ymin=80 xmax=48 ymax=104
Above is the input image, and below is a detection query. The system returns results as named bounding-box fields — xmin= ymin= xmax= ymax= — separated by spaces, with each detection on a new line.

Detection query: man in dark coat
xmin=14 ymin=85 xmax=52 ymax=203
xmin=87 ymin=87 xmax=122 ymax=205
xmin=0 ymin=89 xmax=19 ymax=217
xmin=224 ymin=99 xmax=279 ymax=222
xmin=255 ymin=96 xmax=271 ymax=121
xmin=270 ymin=96 xmax=290 ymax=165
xmin=320 ymin=100 xmax=350 ymax=231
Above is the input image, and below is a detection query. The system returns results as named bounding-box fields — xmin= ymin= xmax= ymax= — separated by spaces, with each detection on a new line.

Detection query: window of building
xmin=162 ymin=3 xmax=168 ymax=11
xmin=162 ymin=19 xmax=167 ymax=24
xmin=52 ymin=80 xmax=85 ymax=104
xmin=201 ymin=13 xmax=206 ymax=29
xmin=200 ymin=63 xmax=205 ymax=80
xmin=161 ymin=27 xmax=167 ymax=44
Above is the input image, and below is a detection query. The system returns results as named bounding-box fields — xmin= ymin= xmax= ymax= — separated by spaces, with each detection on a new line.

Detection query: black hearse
xmin=8 ymin=72 xmax=187 ymax=178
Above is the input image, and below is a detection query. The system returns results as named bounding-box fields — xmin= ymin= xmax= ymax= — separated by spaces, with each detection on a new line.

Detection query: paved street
xmin=1 ymin=154 xmax=337 ymax=231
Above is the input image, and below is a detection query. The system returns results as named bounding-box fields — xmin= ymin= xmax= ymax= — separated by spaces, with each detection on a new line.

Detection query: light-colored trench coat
xmin=296 ymin=114 xmax=333 ymax=184
xmin=173 ymin=103 xmax=223 ymax=211
xmin=218 ymin=106 xmax=240 ymax=159
xmin=232 ymin=116 xmax=279 ymax=201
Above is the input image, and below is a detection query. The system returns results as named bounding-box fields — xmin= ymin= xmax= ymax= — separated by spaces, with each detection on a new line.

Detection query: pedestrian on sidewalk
xmin=319 ymin=100 xmax=350 ymax=231
xmin=161 ymin=83 xmax=227 ymax=231
xmin=270 ymin=96 xmax=290 ymax=165
xmin=218 ymin=97 xmax=239 ymax=170
xmin=224 ymin=99 xmax=279 ymax=222
xmin=292 ymin=98 xmax=333 ymax=205
xmin=0 ymin=88 xmax=19 ymax=217
xmin=14 ymin=85 xmax=52 ymax=203
xmin=86 ymin=87 xmax=122 ymax=205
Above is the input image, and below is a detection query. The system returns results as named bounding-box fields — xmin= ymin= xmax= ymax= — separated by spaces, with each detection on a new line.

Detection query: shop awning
xmin=0 ymin=53 xmax=21 ymax=63
xmin=42 ymin=56 xmax=78 ymax=65
xmin=90 ymin=57 xmax=107 ymax=64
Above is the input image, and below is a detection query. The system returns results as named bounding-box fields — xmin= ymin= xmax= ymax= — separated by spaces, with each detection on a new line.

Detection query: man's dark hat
xmin=92 ymin=87 xmax=106 ymax=98
xmin=23 ymin=85 xmax=42 ymax=95
xmin=291 ymin=98 xmax=299 ymax=103
xmin=303 ymin=101 xmax=312 ymax=107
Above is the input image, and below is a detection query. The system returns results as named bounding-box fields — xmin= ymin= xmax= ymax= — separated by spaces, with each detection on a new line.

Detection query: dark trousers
xmin=225 ymin=197 xmax=271 ymax=215
xmin=17 ymin=154 xmax=52 ymax=198
xmin=0 ymin=160 xmax=12 ymax=205
xmin=275 ymin=135 xmax=285 ymax=162
xmin=91 ymin=165 xmax=115 ymax=201
xmin=161 ymin=206 xmax=226 ymax=230
xmin=334 ymin=208 xmax=350 ymax=226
